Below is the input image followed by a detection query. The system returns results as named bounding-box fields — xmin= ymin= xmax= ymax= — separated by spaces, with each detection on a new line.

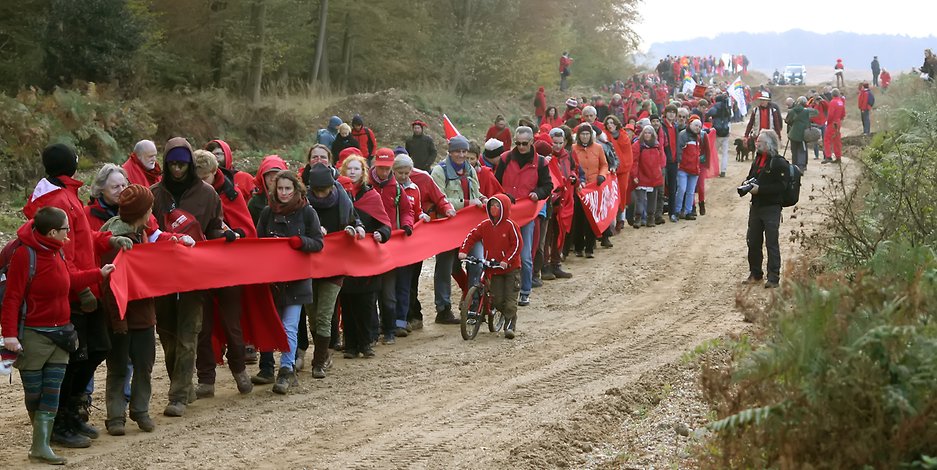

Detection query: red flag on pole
xmin=443 ymin=114 xmax=461 ymax=140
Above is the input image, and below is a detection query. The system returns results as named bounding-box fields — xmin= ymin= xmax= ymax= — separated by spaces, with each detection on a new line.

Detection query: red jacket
xmin=608 ymin=131 xmax=633 ymax=177
xmin=880 ymin=71 xmax=892 ymax=88
xmin=401 ymin=181 xmax=423 ymax=224
xmin=485 ymin=126 xmax=512 ymax=148
xmin=534 ymin=87 xmax=547 ymax=118
xmin=809 ymin=99 xmax=828 ymax=125
xmin=632 ymin=141 xmax=666 ymax=187
xmin=678 ymin=133 xmax=704 ymax=176
xmin=23 ymin=176 xmax=112 ymax=299
xmin=351 ymin=127 xmax=378 ymax=158
xmin=210 ymin=139 xmax=256 ymax=201
xmin=122 ymin=154 xmax=161 ymax=187
xmin=827 ymin=97 xmax=846 ymax=124
xmin=659 ymin=121 xmax=678 ymax=163
xmin=542 ymin=115 xmax=564 ymax=130
xmin=858 ymin=88 xmax=873 ymax=111
xmin=210 ymin=168 xmax=258 ymax=237
xmin=369 ymin=169 xmax=414 ymax=230
xmin=409 ymin=169 xmax=454 ymax=218
xmin=477 ymin=165 xmax=504 ymax=197
xmin=460 ymin=194 xmax=521 ymax=272
xmin=494 ymin=148 xmax=553 ymax=201
xmin=0 ymin=221 xmax=102 ymax=338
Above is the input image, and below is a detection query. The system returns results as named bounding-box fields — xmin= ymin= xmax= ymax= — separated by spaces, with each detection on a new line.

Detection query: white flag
xmin=728 ymin=76 xmax=747 ymax=117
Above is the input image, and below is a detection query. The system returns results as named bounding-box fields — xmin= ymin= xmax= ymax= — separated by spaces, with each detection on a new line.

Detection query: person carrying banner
xmin=570 ymin=123 xmax=608 ymax=257
xmin=542 ymin=128 xmax=580 ymax=280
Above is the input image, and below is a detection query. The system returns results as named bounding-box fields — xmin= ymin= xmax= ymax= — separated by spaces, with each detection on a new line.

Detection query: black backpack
xmin=782 ymin=160 xmax=802 ymax=207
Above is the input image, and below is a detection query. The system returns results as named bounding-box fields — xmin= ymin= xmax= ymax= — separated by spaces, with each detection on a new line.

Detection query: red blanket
xmin=110 ymin=199 xmax=544 ymax=313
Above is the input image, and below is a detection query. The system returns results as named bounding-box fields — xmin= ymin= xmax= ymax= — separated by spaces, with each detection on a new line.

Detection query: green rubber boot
xmin=29 ymin=411 xmax=66 ymax=465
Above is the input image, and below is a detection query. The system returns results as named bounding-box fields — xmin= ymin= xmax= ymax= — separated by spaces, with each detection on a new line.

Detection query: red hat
xmin=372 ymin=147 xmax=395 ymax=167
xmin=624 ymin=123 xmax=636 ymax=133
xmin=533 ymin=140 xmax=553 ymax=157
xmin=411 ymin=120 xmax=428 ymax=128
xmin=337 ymin=147 xmax=362 ymax=167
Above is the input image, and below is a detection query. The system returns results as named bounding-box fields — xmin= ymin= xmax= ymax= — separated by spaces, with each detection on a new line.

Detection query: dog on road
xmin=734 ymin=137 xmax=755 ymax=161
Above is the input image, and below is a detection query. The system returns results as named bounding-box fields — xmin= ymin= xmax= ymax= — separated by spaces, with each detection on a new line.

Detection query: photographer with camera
xmin=739 ymin=132 xmax=790 ymax=289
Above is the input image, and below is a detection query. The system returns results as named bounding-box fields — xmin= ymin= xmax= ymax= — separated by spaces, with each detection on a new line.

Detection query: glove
xmin=112 ymin=320 xmax=128 ymax=335
xmin=109 ymin=236 xmax=133 ymax=251
xmin=79 ymin=288 xmax=98 ymax=313
xmin=223 ymin=230 xmax=238 ymax=242
xmin=232 ymin=228 xmax=247 ymax=238
xmin=403 ymin=226 xmax=413 ymax=236
xmin=288 ymin=236 xmax=304 ymax=250
xmin=596 ymin=175 xmax=606 ymax=185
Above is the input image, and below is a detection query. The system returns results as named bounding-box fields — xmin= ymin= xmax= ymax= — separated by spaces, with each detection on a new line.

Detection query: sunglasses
xmin=515 ymin=141 xmax=532 ymax=146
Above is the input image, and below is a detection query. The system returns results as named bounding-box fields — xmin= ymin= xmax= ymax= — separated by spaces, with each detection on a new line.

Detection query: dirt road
xmin=0 ymin=121 xmax=855 ymax=469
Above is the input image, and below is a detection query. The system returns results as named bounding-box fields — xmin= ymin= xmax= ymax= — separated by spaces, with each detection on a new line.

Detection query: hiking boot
xmin=518 ymin=294 xmax=530 ymax=307
xmin=684 ymin=213 xmax=697 ymax=221
xmin=29 ymin=411 xmax=67 ymax=465
xmin=585 ymin=252 xmax=595 ymax=259
xmin=381 ymin=334 xmax=396 ymax=345
xmin=434 ymin=308 xmax=460 ymax=325
xmin=75 ymin=393 xmax=91 ymax=423
xmin=744 ymin=274 xmax=763 ymax=284
xmin=251 ymin=369 xmax=275 ymax=385
xmin=294 ymin=349 xmax=306 ymax=372
xmin=615 ymin=220 xmax=625 ymax=232
xmin=821 ymin=158 xmax=832 ymax=164
xmin=272 ymin=367 xmax=296 ymax=395
xmin=233 ymin=370 xmax=253 ymax=394
xmin=540 ymin=265 xmax=556 ymax=281
xmin=531 ymin=277 xmax=543 ymax=288
xmin=51 ymin=426 xmax=90 ymax=448
xmin=646 ymin=221 xmax=656 ymax=228
xmin=600 ymin=237 xmax=614 ymax=248
xmin=130 ymin=413 xmax=155 ymax=433
xmin=765 ymin=280 xmax=780 ymax=289
xmin=343 ymin=350 xmax=359 ymax=359
xmin=67 ymin=398 xmax=99 ymax=439
xmin=504 ymin=318 xmax=516 ymax=340
xmin=195 ymin=383 xmax=215 ymax=399
xmin=670 ymin=214 xmax=679 ymax=223
xmin=574 ymin=250 xmax=584 ymax=257
xmin=719 ymin=171 xmax=726 ymax=178
xmin=552 ymin=265 xmax=573 ymax=279
xmin=655 ymin=216 xmax=666 ymax=225
xmin=632 ymin=222 xmax=640 ymax=229
xmin=699 ymin=202 xmax=706 ymax=215
xmin=312 ymin=335 xmax=332 ymax=379
xmin=362 ymin=347 xmax=376 ymax=358
xmin=244 ymin=344 xmax=258 ymax=365
xmin=105 ymin=419 xmax=126 ymax=437
xmin=163 ymin=402 xmax=186 ymax=418
xmin=408 ymin=319 xmax=423 ymax=330
xmin=394 ymin=327 xmax=409 ymax=338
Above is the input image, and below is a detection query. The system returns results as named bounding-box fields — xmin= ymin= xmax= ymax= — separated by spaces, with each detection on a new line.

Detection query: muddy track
xmin=0 ymin=120 xmax=857 ymax=469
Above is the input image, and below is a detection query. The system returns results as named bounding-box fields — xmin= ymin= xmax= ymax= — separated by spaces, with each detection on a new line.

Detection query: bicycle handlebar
xmin=462 ymin=256 xmax=501 ymax=269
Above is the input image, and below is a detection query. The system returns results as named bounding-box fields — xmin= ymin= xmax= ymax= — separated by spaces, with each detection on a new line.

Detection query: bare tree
xmin=246 ymin=0 xmax=266 ymax=104
xmin=311 ymin=0 xmax=328 ymax=83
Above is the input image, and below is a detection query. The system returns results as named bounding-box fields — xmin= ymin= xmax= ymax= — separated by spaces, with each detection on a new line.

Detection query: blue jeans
xmin=674 ymin=170 xmax=699 ymax=215
xmin=519 ymin=221 xmax=535 ymax=295
xmin=434 ymin=244 xmax=483 ymax=312
xmin=278 ymin=304 xmax=302 ymax=370
xmin=861 ymin=110 xmax=871 ymax=135
xmin=813 ymin=124 xmax=826 ymax=158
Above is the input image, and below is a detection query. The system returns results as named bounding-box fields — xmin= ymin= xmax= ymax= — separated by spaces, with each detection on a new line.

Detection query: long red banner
xmin=578 ymin=177 xmax=620 ymax=236
xmin=110 ymin=199 xmax=544 ymax=316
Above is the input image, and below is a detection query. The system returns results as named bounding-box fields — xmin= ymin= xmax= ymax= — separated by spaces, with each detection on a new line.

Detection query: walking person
xmin=785 ymin=96 xmax=818 ymax=172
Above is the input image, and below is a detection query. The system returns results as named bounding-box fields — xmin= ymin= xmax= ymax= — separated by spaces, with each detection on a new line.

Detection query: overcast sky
xmin=634 ymin=0 xmax=935 ymax=51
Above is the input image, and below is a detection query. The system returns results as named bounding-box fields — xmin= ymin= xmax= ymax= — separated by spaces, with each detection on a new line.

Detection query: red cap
xmin=373 ymin=147 xmax=395 ymax=167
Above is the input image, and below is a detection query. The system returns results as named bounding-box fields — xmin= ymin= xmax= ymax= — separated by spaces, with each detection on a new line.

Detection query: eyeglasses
xmin=515 ymin=141 xmax=532 ymax=146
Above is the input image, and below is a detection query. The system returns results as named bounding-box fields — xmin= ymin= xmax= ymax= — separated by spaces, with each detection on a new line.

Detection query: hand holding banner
xmin=577 ymin=177 xmax=620 ymax=237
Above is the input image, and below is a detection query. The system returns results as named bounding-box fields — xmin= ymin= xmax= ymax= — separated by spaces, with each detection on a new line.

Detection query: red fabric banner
xmin=577 ymin=177 xmax=620 ymax=237
xmin=109 ymin=199 xmax=544 ymax=316
xmin=547 ymin=158 xmax=575 ymax=249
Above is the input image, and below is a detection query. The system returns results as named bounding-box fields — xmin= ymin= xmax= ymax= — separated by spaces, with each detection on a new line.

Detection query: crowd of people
xmin=655 ymin=54 xmax=750 ymax=87
xmin=0 ymin=55 xmax=807 ymax=465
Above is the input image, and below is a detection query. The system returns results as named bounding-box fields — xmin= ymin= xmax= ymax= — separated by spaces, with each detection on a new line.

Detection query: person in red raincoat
xmin=122 ymin=140 xmax=162 ymax=187
xmin=206 ymin=139 xmax=255 ymax=202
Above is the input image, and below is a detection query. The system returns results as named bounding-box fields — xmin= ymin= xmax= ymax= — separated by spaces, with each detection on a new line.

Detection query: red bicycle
xmin=459 ymin=256 xmax=506 ymax=340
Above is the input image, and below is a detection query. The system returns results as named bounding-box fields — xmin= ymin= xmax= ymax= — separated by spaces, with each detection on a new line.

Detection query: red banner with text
xmin=577 ymin=177 xmax=620 ymax=237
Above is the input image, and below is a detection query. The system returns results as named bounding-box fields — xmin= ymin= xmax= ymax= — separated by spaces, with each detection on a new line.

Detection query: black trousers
xmin=747 ymin=204 xmax=782 ymax=282
xmin=407 ymin=260 xmax=424 ymax=322
xmin=340 ymin=292 xmax=376 ymax=354
xmin=571 ymin=199 xmax=596 ymax=254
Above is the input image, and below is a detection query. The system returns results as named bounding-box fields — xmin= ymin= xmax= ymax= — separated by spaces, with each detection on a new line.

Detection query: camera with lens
xmin=737 ymin=177 xmax=758 ymax=197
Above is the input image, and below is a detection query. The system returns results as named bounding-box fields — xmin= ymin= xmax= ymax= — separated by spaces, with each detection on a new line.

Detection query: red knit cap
xmin=118 ymin=184 xmax=154 ymax=223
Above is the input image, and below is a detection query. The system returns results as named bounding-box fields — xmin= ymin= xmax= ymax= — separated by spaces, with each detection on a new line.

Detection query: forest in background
xmin=0 ymin=0 xmax=639 ymax=98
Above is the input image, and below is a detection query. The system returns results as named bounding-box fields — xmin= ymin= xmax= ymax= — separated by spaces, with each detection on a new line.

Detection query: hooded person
xmin=305 ymin=162 xmax=363 ymax=369
xmin=350 ymin=114 xmax=378 ymax=159
xmin=534 ymin=86 xmax=547 ymax=123
xmin=405 ymin=119 xmax=438 ymax=171
xmin=206 ymin=139 xmax=256 ymax=201
xmin=23 ymin=143 xmax=130 ymax=448
xmin=316 ymin=116 xmax=342 ymax=148
xmin=457 ymin=194 xmax=522 ymax=339
xmin=190 ymin=150 xmax=256 ymax=398
xmin=149 ymin=137 xmax=227 ymax=418
xmin=122 ymin=140 xmax=162 ymax=187
xmin=247 ymin=155 xmax=288 ymax=224
xmin=1 ymin=207 xmax=113 ymax=464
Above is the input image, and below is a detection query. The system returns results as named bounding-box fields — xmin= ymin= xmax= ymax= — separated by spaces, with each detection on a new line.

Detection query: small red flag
xmin=442 ymin=114 xmax=461 ymax=140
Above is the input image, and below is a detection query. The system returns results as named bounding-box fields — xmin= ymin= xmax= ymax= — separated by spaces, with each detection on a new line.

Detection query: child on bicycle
xmin=458 ymin=194 xmax=522 ymax=339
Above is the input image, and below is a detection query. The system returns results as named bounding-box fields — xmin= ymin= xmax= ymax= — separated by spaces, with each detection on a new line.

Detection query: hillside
xmin=646 ymin=29 xmax=934 ymax=73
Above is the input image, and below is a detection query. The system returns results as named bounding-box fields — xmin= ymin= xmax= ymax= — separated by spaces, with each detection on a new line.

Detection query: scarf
xmin=448 ymin=156 xmax=466 ymax=173
xmin=267 ymin=188 xmax=308 ymax=216
xmin=309 ymin=187 xmax=339 ymax=209
xmin=131 ymin=153 xmax=162 ymax=184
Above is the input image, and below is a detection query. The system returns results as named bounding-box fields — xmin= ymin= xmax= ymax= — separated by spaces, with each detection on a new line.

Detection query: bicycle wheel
xmin=460 ymin=286 xmax=484 ymax=340
xmin=487 ymin=300 xmax=504 ymax=333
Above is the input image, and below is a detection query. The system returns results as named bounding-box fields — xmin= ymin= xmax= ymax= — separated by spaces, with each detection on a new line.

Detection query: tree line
xmin=0 ymin=0 xmax=640 ymax=100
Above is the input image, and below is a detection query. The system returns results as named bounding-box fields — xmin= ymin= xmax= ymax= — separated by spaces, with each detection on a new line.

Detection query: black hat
xmin=307 ymin=163 xmax=334 ymax=189
xmin=41 ymin=143 xmax=78 ymax=178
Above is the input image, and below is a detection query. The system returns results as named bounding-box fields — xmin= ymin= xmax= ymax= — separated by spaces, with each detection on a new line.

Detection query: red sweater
xmin=369 ymin=169 xmax=414 ymax=230
xmin=23 ymin=176 xmax=112 ymax=299
xmin=485 ymin=126 xmax=512 ymax=148
xmin=460 ymin=194 xmax=521 ymax=272
xmin=1 ymin=221 xmax=103 ymax=338
xmin=632 ymin=141 xmax=666 ymax=187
